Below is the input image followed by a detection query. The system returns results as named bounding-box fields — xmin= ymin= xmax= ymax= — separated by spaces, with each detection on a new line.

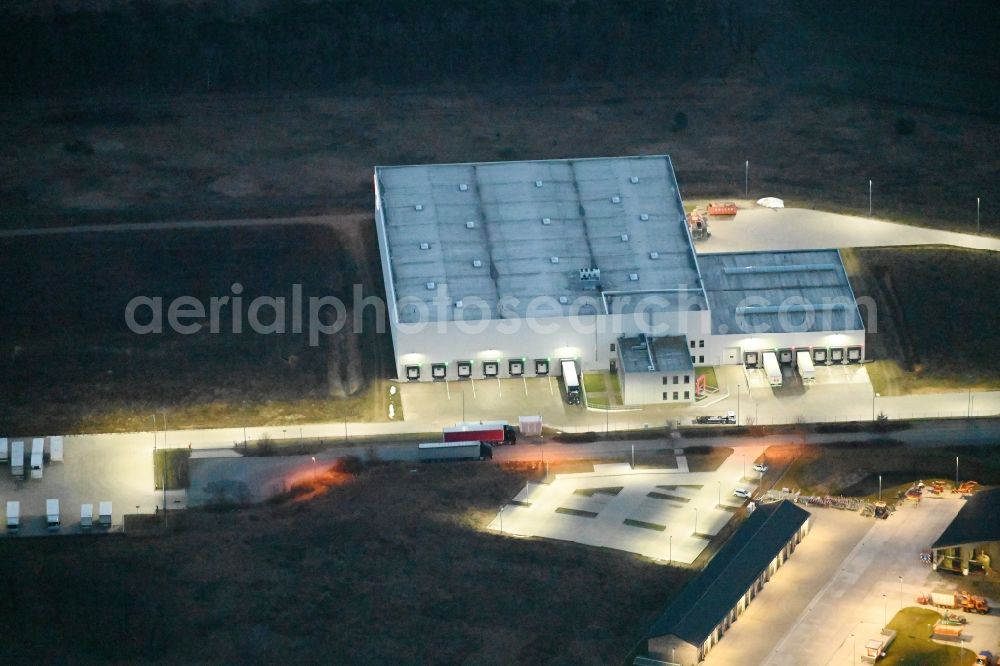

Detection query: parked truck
xmin=0 ymin=437 xmax=8 ymax=463
xmin=98 ymin=501 xmax=113 ymax=527
xmin=49 ymin=436 xmax=63 ymax=462
xmin=796 ymin=351 xmax=815 ymax=383
xmin=6 ymin=501 xmax=19 ymax=531
xmin=80 ymin=503 xmax=93 ymax=529
xmin=10 ymin=440 xmax=24 ymax=477
xmin=693 ymin=411 xmax=737 ymax=425
xmin=30 ymin=438 xmax=44 ymax=479
xmin=443 ymin=422 xmax=516 ymax=446
xmin=930 ymin=592 xmax=961 ymax=609
xmin=418 ymin=441 xmax=493 ymax=462
xmin=46 ymin=499 xmax=60 ymax=530
xmin=762 ymin=351 xmax=782 ymax=387
xmin=561 ymin=359 xmax=581 ymax=405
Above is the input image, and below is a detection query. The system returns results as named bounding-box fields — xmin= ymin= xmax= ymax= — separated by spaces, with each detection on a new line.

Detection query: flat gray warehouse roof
xmin=619 ymin=335 xmax=694 ymax=374
xmin=698 ymin=250 xmax=864 ymax=335
xmin=375 ymin=156 xmax=705 ymax=323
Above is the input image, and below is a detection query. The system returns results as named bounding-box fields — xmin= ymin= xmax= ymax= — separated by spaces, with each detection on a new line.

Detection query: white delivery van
xmin=30 ymin=438 xmax=44 ymax=479
xmin=98 ymin=501 xmax=113 ymax=527
xmin=48 ymin=436 xmax=64 ymax=462
xmin=10 ymin=441 xmax=24 ymax=477
xmin=81 ymin=503 xmax=94 ymax=528
xmin=46 ymin=499 xmax=60 ymax=530
xmin=6 ymin=501 xmax=19 ymax=531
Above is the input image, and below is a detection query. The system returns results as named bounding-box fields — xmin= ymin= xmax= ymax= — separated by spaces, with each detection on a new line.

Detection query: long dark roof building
xmin=649 ymin=500 xmax=811 ymax=646
xmin=932 ymin=487 xmax=1000 ymax=549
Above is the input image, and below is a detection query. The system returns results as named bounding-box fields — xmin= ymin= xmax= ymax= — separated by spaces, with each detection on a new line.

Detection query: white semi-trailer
xmin=46 ymin=499 xmax=60 ymax=530
xmin=0 ymin=437 xmax=7 ymax=462
xmin=796 ymin=351 xmax=815 ymax=383
xmin=560 ymin=359 xmax=581 ymax=405
xmin=30 ymin=438 xmax=44 ymax=479
xmin=418 ymin=441 xmax=492 ymax=462
xmin=49 ymin=436 xmax=64 ymax=462
xmin=762 ymin=351 xmax=782 ymax=387
xmin=10 ymin=440 xmax=24 ymax=477
xmin=81 ymin=503 xmax=94 ymax=528
xmin=6 ymin=501 xmax=19 ymax=531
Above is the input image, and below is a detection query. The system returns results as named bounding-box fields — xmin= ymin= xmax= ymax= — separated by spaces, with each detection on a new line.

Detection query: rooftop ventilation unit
xmin=459 ymin=183 xmax=469 ymax=191
xmin=611 ymin=195 xmax=622 ymax=204
xmin=630 ymin=176 xmax=640 ymax=184
xmin=558 ymin=296 xmax=569 ymax=305
xmin=465 ymin=220 xmax=475 ymax=229
xmin=535 ymin=180 xmax=543 ymax=188
xmin=620 ymin=233 xmax=629 ymax=242
xmin=472 ymin=259 xmax=483 ymax=268
xmin=415 ymin=204 xmax=424 ymax=211
xmin=735 ymin=303 xmax=850 ymax=315
xmin=640 ymin=213 xmax=649 ymax=221
xmin=426 ymin=281 xmax=436 ymax=290
xmin=542 ymin=217 xmax=552 ymax=225
xmin=419 ymin=242 xmax=430 ymax=250
xmin=455 ymin=300 xmax=463 ymax=308
xmin=629 ymin=273 xmax=639 ymax=281
xmin=649 ymin=251 xmax=660 ymax=260
xmin=550 ymin=256 xmax=560 ymax=264
xmin=579 ymin=267 xmax=601 ymax=281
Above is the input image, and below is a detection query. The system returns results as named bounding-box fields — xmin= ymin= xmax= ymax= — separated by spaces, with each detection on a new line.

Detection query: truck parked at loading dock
xmin=561 ymin=359 xmax=581 ymax=404
xmin=796 ymin=351 xmax=815 ymax=383
xmin=10 ymin=440 xmax=24 ymax=478
xmin=30 ymin=438 xmax=44 ymax=479
xmin=762 ymin=351 xmax=782 ymax=387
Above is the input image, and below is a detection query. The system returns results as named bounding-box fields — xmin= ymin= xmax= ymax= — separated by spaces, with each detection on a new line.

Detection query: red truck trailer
xmin=443 ymin=422 xmax=517 ymax=446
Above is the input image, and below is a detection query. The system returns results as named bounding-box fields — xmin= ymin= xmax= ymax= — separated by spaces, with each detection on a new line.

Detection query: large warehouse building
xmin=931 ymin=487 xmax=1000 ymax=576
xmin=373 ymin=156 xmax=865 ymax=402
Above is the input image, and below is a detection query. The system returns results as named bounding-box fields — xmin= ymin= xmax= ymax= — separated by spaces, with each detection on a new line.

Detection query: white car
xmin=733 ymin=488 xmax=752 ymax=499
xmin=753 ymin=463 xmax=769 ymax=474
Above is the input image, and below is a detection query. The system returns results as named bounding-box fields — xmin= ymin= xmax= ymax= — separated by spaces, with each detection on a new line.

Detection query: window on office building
xmin=673 ymin=376 xmax=679 ymax=385
xmin=684 ymin=375 xmax=690 ymax=383
xmin=699 ymin=355 xmax=705 ymax=363
xmin=699 ymin=340 xmax=705 ymax=348
xmin=684 ymin=390 xmax=690 ymax=399
xmin=610 ymin=343 xmax=616 ymax=352
xmin=673 ymin=391 xmax=679 ymax=400
xmin=662 ymin=392 xmax=668 ymax=400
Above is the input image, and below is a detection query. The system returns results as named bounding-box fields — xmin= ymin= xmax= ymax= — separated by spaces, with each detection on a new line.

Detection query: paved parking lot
xmin=763 ymin=494 xmax=988 ymax=665
xmin=487 ymin=445 xmax=766 ymax=563
xmin=0 ymin=437 xmax=156 ymax=536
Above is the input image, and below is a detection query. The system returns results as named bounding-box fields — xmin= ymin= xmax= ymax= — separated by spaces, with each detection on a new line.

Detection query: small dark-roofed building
xmin=641 ymin=501 xmax=812 ymax=666
xmin=617 ymin=335 xmax=695 ymax=405
xmin=931 ymin=487 xmax=1000 ymax=576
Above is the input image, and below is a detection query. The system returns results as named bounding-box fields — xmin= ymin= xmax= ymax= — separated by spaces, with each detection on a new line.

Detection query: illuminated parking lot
xmin=487 ymin=445 xmax=766 ymax=563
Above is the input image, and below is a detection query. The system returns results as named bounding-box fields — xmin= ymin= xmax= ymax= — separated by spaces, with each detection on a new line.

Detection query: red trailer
xmin=443 ymin=422 xmax=517 ymax=446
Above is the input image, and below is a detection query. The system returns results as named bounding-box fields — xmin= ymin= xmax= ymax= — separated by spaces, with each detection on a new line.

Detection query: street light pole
xmin=745 ymin=160 xmax=749 ymax=198
xmin=955 ymin=456 xmax=959 ymax=488
xmin=883 ymin=593 xmax=887 ymax=627
xmin=693 ymin=508 xmax=698 ymax=536
xmin=718 ymin=481 xmax=721 ymax=507
xmin=868 ymin=180 xmax=873 ymax=217
xmin=499 ymin=505 xmax=504 ymax=534
xmin=878 ymin=475 xmax=882 ymax=503
xmin=977 ymin=197 xmax=981 ymax=234
xmin=899 ymin=576 xmax=903 ymax=610
xmin=669 ymin=534 xmax=673 ymax=563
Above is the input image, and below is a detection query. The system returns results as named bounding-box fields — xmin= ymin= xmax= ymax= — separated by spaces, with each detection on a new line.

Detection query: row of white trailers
xmin=0 ymin=437 xmax=63 ymax=478
xmin=747 ymin=347 xmax=862 ymax=388
xmin=5 ymin=500 xmax=112 ymax=532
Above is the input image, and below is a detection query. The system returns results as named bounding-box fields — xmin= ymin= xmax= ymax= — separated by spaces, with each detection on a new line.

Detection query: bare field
xmin=0 ymin=222 xmax=394 ymax=434
xmin=844 ymin=246 xmax=1000 ymax=395
xmin=1 ymin=79 xmax=997 ymax=235
xmin=0 ymin=461 xmax=690 ymax=665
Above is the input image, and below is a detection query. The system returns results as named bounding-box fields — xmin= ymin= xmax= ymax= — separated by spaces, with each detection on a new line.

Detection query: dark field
xmin=0 ymin=462 xmax=690 ymax=665
xmin=0 ymin=223 xmax=392 ymax=433
xmin=768 ymin=442 xmax=1000 ymax=496
xmin=844 ymin=246 xmax=1000 ymax=394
